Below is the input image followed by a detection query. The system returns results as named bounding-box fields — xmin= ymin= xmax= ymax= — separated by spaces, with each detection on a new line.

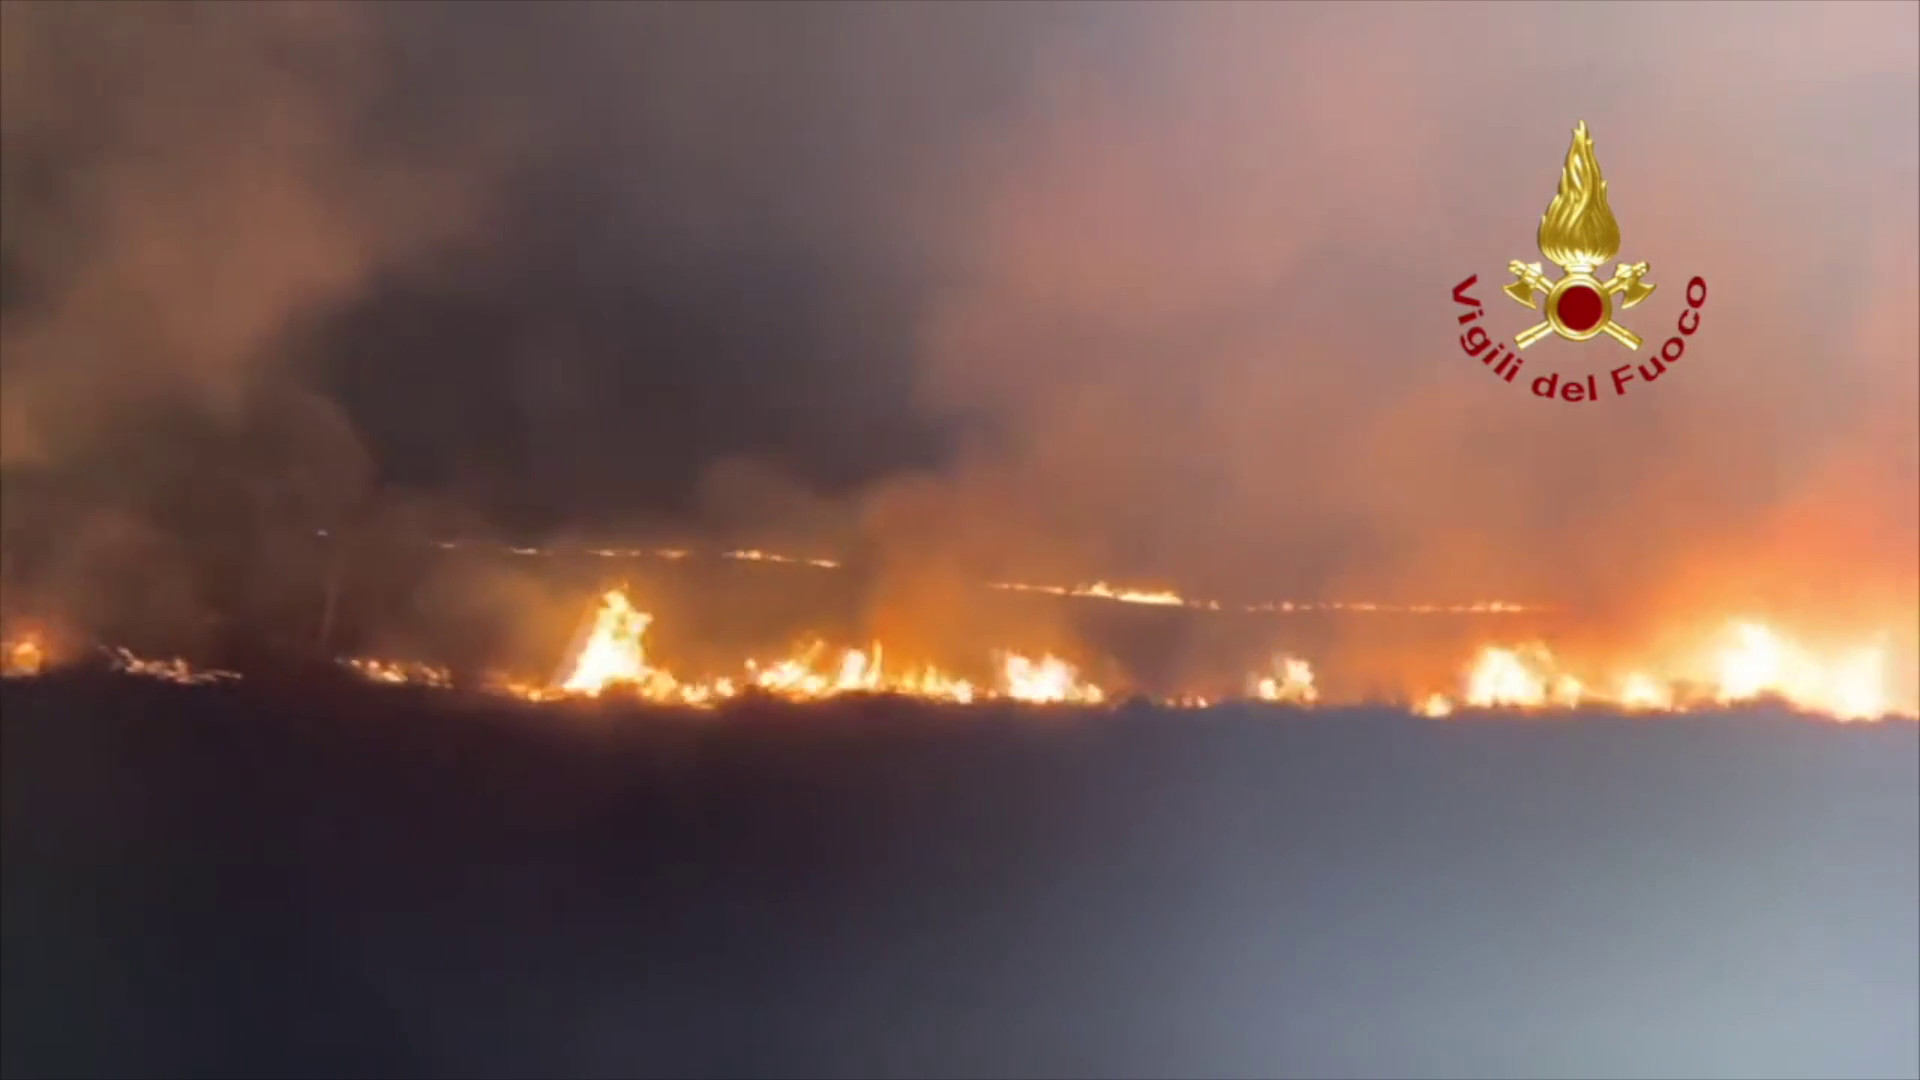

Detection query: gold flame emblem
xmin=1503 ymin=122 xmax=1655 ymax=349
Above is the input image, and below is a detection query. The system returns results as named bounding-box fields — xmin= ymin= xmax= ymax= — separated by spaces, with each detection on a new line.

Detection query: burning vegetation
xmin=5 ymin=575 xmax=1908 ymax=723
xmin=492 ymin=589 xmax=1905 ymax=720
xmin=3 ymin=631 xmax=46 ymax=679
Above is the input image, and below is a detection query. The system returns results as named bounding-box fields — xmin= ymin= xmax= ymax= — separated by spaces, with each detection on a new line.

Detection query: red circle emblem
xmin=1555 ymin=284 xmax=1605 ymax=333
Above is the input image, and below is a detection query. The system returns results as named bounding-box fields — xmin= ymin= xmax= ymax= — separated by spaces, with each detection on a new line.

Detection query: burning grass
xmin=4 ymin=584 xmax=1913 ymax=722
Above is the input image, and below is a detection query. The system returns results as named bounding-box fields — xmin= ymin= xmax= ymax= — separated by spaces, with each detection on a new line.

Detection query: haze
xmin=1 ymin=1 xmax=1914 ymax=699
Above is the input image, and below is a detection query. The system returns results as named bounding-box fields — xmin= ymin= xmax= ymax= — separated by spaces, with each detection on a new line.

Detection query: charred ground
xmin=3 ymin=676 xmax=1917 ymax=1079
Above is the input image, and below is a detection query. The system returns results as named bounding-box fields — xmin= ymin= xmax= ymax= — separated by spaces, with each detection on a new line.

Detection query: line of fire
xmin=4 ymin=531 xmax=1910 ymax=721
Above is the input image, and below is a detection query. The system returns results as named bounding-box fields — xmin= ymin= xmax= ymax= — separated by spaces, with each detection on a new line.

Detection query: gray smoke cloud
xmin=0 ymin=2 xmax=478 ymax=463
xmin=848 ymin=1 xmax=1919 ymax=695
xmin=2 ymin=2 xmax=1914 ymax=699
xmin=0 ymin=2 xmax=483 ymax=653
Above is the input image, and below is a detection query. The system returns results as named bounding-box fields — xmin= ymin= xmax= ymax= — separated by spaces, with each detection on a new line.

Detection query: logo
xmin=1450 ymin=121 xmax=1707 ymax=403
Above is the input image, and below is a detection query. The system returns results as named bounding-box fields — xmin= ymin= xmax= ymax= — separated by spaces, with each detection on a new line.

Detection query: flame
xmin=1463 ymin=645 xmax=1551 ymax=708
xmin=745 ymin=642 xmax=888 ymax=699
xmin=3 ymin=632 xmax=47 ymax=678
xmin=1551 ymin=675 xmax=1585 ymax=708
xmin=1537 ymin=120 xmax=1621 ymax=272
xmin=408 ymin=538 xmax=1544 ymax=616
xmin=557 ymin=588 xmax=662 ymax=697
xmin=1000 ymin=653 xmax=1105 ymax=705
xmin=1456 ymin=646 xmax=1587 ymax=710
xmin=1070 ymin=582 xmax=1189 ymax=607
xmin=4 ymin=580 xmax=1908 ymax=726
xmin=1416 ymin=621 xmax=1907 ymax=722
xmin=723 ymin=549 xmax=841 ymax=569
xmin=341 ymin=657 xmax=452 ymax=688
xmin=539 ymin=589 xmax=993 ymax=706
xmin=1828 ymin=650 xmax=1889 ymax=724
xmin=1717 ymin=622 xmax=1788 ymax=702
xmin=1618 ymin=672 xmax=1672 ymax=712
xmin=1711 ymin=622 xmax=1889 ymax=721
xmin=988 ymin=580 xmax=1192 ymax=607
xmin=4 ymin=627 xmax=235 ymax=686
xmin=987 ymin=579 xmax=1545 ymax=616
xmin=105 ymin=647 xmax=241 ymax=686
xmin=1254 ymin=655 xmax=1319 ymax=704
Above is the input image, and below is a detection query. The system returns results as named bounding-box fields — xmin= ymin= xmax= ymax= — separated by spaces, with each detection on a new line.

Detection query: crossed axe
xmin=1504 ymin=260 xmax=1655 ymax=349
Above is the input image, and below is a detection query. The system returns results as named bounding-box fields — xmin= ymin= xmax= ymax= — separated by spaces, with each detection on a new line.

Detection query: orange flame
xmin=318 ymin=595 xmax=1919 ymax=723
xmin=537 ymin=589 xmax=994 ymax=706
xmin=1253 ymin=655 xmax=1318 ymax=704
xmin=105 ymin=647 xmax=241 ymax=686
xmin=3 ymin=632 xmax=47 ymax=678
xmin=1000 ymin=653 xmax=1105 ymax=705
xmin=6 ymin=578 xmax=1910 ymax=727
xmin=340 ymin=657 xmax=452 ymax=688
xmin=1416 ymin=622 xmax=1909 ymax=722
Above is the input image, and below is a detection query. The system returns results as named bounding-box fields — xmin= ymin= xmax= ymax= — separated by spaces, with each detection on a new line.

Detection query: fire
xmin=286 ymin=609 xmax=1920 ymax=724
xmin=3 ymin=628 xmax=235 ymax=686
xmin=892 ymin=665 xmax=978 ymax=705
xmin=1070 ymin=582 xmax=1189 ymax=608
xmin=1000 ymin=653 xmax=1105 ymax=705
xmin=252 ymin=606 xmax=1920 ymax=722
xmin=1711 ymin=622 xmax=1889 ymax=722
xmin=340 ymin=657 xmax=452 ymax=688
xmin=403 ymin=536 xmax=1556 ymax=617
xmin=1415 ymin=621 xmax=1908 ymax=722
xmin=1254 ymin=655 xmax=1318 ymax=704
xmin=1618 ymin=672 xmax=1672 ymax=712
xmin=1717 ymin=622 xmax=1788 ymax=703
xmin=987 ymin=580 xmax=1190 ymax=607
xmin=723 ymin=549 xmax=841 ymax=570
xmin=105 ymin=647 xmax=241 ymax=686
xmin=986 ymin=578 xmax=1544 ymax=616
xmin=558 ymin=588 xmax=662 ymax=697
xmin=540 ymin=589 xmax=995 ymax=706
xmin=1827 ymin=650 xmax=1888 ymax=724
xmin=1551 ymin=675 xmax=1585 ymax=708
xmin=1463 ymin=645 xmax=1552 ymax=708
xmin=4 ymin=579 xmax=1909 ymax=726
xmin=3 ymin=632 xmax=47 ymax=678
xmin=745 ymin=642 xmax=885 ymax=699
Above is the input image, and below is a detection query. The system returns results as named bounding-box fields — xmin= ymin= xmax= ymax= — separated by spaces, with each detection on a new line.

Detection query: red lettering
xmin=1453 ymin=276 xmax=1482 ymax=307
xmin=1638 ymin=358 xmax=1667 ymax=382
xmin=1678 ymin=309 xmax=1700 ymax=335
xmin=1661 ymin=337 xmax=1684 ymax=364
xmin=1686 ymin=277 xmax=1707 ymax=308
xmin=1532 ymin=372 xmax=1560 ymax=398
xmin=1563 ymin=380 xmax=1586 ymax=403
xmin=1611 ymin=365 xmax=1634 ymax=396
xmin=1461 ymin=326 xmax=1492 ymax=357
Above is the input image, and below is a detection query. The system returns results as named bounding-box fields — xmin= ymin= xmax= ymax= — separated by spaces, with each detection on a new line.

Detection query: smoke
xmin=0 ymin=1 xmax=487 ymax=651
xmin=843 ymin=2 xmax=1919 ymax=696
xmin=0 ymin=3 xmax=475 ymax=459
xmin=2 ymin=3 xmax=1914 ymax=698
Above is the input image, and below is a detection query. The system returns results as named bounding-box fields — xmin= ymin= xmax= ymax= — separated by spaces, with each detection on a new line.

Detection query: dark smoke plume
xmin=3 ymin=3 xmax=1914 ymax=700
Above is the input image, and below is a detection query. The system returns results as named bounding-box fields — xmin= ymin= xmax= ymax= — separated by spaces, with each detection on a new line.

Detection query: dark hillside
xmin=4 ymin=678 xmax=1916 ymax=1078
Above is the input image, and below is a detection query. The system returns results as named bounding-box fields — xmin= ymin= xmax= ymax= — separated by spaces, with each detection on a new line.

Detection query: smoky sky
xmin=2 ymin=1 xmax=1916 ymax=678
